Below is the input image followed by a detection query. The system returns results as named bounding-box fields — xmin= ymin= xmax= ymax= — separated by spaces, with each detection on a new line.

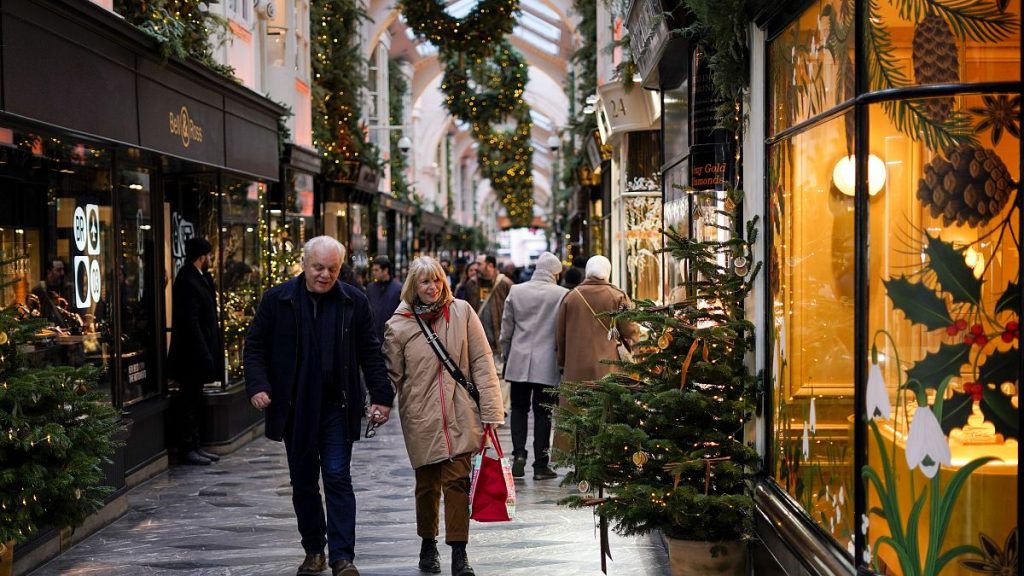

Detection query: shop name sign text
xmin=169 ymin=106 xmax=204 ymax=148
xmin=691 ymin=162 xmax=728 ymax=188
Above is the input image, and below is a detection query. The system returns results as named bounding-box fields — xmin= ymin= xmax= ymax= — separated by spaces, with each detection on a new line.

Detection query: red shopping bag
xmin=468 ymin=426 xmax=516 ymax=522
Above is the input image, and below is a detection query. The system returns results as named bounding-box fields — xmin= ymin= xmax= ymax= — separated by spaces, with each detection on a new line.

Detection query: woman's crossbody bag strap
xmin=573 ymin=288 xmax=611 ymax=333
xmin=413 ymin=312 xmax=482 ymax=408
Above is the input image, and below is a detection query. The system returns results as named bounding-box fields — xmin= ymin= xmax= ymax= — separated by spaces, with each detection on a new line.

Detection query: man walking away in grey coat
xmin=499 ymin=252 xmax=568 ymax=480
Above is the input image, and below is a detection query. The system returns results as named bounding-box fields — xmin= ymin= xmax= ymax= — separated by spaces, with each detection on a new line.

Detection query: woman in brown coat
xmin=383 ymin=256 xmax=503 ymax=576
xmin=555 ymin=255 xmax=638 ymax=382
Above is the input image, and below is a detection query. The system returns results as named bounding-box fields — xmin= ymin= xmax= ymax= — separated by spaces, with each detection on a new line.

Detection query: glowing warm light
xmin=832 ymin=154 xmax=887 ymax=197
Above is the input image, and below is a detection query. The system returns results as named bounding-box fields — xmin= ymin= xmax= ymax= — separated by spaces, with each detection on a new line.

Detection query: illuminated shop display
xmin=766 ymin=0 xmax=1019 ymax=573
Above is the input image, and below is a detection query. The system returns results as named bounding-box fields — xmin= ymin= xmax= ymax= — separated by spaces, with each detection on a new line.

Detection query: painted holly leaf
xmin=905 ymin=342 xmax=971 ymax=392
xmin=884 ymin=276 xmax=953 ymax=330
xmin=981 ymin=389 xmax=1019 ymax=440
xmin=979 ymin=348 xmax=1018 ymax=388
xmin=939 ymin=392 xmax=973 ymax=435
xmin=925 ymin=234 xmax=982 ymax=304
xmin=995 ymin=280 xmax=1019 ymax=315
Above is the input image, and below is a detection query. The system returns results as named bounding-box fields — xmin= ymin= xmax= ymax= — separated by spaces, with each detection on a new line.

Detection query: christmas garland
xmin=441 ymin=40 xmax=528 ymax=126
xmin=114 ymin=0 xmax=235 ymax=78
xmin=389 ymin=60 xmax=413 ymax=200
xmin=399 ymin=0 xmax=520 ymax=58
xmin=312 ymin=0 xmax=379 ymax=179
xmin=473 ymin=105 xmax=534 ymax=228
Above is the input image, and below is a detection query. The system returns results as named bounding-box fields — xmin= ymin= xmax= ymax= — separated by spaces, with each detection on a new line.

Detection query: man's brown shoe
xmin=332 ymin=559 xmax=360 ymax=576
xmin=297 ymin=552 xmax=327 ymax=575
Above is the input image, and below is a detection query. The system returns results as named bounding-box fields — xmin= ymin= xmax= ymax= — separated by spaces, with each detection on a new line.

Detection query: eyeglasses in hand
xmin=364 ymin=410 xmax=383 ymax=439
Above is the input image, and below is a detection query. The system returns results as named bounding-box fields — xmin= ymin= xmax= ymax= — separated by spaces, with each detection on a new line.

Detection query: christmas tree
xmin=556 ymin=187 xmax=761 ymax=543
xmin=0 ymin=302 xmax=120 ymax=544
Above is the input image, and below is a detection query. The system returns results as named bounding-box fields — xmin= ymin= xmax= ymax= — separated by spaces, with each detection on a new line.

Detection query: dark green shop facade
xmin=0 ymin=0 xmax=286 ymax=567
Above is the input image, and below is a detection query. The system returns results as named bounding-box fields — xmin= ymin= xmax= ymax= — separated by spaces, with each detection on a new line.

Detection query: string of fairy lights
xmin=311 ymin=0 xmax=379 ymax=180
xmin=402 ymin=0 xmax=536 ymax=228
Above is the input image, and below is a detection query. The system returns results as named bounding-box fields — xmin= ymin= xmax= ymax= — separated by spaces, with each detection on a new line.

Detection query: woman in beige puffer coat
xmin=383 ymin=256 xmax=503 ymax=576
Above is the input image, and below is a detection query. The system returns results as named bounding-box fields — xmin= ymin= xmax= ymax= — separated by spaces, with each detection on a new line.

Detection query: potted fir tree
xmin=0 ymin=304 xmax=120 ymax=575
xmin=556 ymin=188 xmax=760 ymax=576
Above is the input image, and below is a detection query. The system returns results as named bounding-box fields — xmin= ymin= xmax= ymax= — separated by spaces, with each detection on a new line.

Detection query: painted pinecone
xmin=912 ymin=14 xmax=959 ymax=122
xmin=917 ymin=145 xmax=1015 ymax=227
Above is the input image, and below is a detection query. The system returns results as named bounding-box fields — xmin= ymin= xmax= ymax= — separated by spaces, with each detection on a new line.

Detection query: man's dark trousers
xmin=510 ymin=382 xmax=554 ymax=470
xmin=285 ymin=401 xmax=355 ymax=564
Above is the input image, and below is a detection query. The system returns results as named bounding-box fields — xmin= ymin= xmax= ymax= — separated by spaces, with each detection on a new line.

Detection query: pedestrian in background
xmin=499 ymin=252 xmax=567 ymax=480
xmin=453 ymin=260 xmax=478 ymax=301
xmin=383 ymin=256 xmax=503 ymax=576
xmin=366 ymin=255 xmax=402 ymax=344
xmin=463 ymin=254 xmax=513 ymax=415
xmin=553 ymin=255 xmax=637 ymax=455
xmin=245 ymin=236 xmax=394 ymax=576
xmin=167 ymin=237 xmax=223 ymax=466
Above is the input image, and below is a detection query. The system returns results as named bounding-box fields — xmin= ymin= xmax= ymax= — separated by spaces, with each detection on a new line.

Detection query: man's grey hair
xmin=302 ymin=235 xmax=346 ymax=262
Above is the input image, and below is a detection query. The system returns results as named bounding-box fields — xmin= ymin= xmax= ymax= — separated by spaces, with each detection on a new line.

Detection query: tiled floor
xmin=30 ymin=422 xmax=670 ymax=575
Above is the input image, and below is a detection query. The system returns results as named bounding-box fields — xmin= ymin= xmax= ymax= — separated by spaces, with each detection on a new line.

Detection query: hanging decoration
xmin=473 ymin=106 xmax=535 ymax=229
xmin=312 ymin=0 xmax=379 ymax=180
xmin=399 ymin=0 xmax=521 ymax=58
xmin=441 ymin=40 xmax=528 ymax=126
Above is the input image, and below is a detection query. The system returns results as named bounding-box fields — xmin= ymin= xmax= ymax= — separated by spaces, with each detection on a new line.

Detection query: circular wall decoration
xmin=400 ymin=0 xmax=520 ymax=58
xmin=442 ymin=40 xmax=528 ymax=126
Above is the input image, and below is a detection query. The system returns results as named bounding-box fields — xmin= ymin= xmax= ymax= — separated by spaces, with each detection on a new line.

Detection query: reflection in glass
xmin=770 ymin=114 xmax=855 ymax=550
xmin=222 ymin=178 xmax=264 ymax=382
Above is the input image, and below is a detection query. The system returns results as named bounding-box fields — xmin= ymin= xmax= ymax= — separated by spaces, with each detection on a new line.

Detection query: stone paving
xmin=30 ymin=421 xmax=670 ymax=575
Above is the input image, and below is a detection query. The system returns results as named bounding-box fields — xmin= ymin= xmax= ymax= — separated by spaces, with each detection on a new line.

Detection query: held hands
xmin=250 ymin=391 xmax=271 ymax=410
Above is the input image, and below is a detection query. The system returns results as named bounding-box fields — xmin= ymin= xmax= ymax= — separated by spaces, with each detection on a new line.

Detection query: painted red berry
xmin=947 ymin=325 xmax=959 ymax=336
xmin=964 ymin=335 xmax=975 ymax=345
xmin=955 ymin=319 xmax=968 ymax=331
xmin=975 ymin=335 xmax=989 ymax=347
xmin=971 ymin=324 xmax=984 ymax=336
xmin=1015 ymin=330 xmax=1020 ymax=339
xmin=1002 ymin=331 xmax=1015 ymax=342
xmin=1007 ymin=320 xmax=1019 ymax=331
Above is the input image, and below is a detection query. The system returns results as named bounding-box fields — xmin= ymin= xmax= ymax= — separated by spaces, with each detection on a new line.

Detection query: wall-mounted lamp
xmin=832 ymin=154 xmax=887 ymax=197
xmin=964 ymin=246 xmax=985 ymax=279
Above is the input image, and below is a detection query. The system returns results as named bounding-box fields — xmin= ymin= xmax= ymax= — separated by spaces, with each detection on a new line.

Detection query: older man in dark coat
xmin=245 ymin=236 xmax=394 ymax=576
xmin=167 ymin=237 xmax=223 ymax=466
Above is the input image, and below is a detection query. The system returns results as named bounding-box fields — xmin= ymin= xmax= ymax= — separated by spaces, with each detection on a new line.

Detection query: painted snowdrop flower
xmin=809 ymin=397 xmax=817 ymax=433
xmin=802 ymin=420 xmax=810 ymax=461
xmin=847 ymin=540 xmax=855 ymax=556
xmin=905 ymin=406 xmax=951 ymax=478
xmin=865 ymin=362 xmax=890 ymax=421
xmin=838 ymin=485 xmax=846 ymax=506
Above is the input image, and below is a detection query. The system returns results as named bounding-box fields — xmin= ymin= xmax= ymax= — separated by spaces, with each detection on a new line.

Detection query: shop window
xmin=864 ymin=95 xmax=1018 ymax=575
xmin=221 ymin=177 xmax=265 ymax=383
xmin=768 ymin=0 xmax=853 ymax=138
xmin=663 ymin=159 xmax=689 ymax=304
xmin=0 ymin=130 xmax=116 ymax=403
xmin=118 ymin=167 xmax=159 ymax=405
xmin=164 ymin=173 xmax=220 ymax=381
xmin=769 ymin=113 xmax=856 ymax=550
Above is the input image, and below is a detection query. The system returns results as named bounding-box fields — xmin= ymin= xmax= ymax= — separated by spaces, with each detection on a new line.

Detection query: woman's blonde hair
xmin=401 ymin=256 xmax=454 ymax=305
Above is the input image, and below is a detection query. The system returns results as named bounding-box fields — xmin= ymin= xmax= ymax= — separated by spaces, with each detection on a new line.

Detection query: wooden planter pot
xmin=0 ymin=541 xmax=13 ymax=576
xmin=665 ymin=538 xmax=746 ymax=576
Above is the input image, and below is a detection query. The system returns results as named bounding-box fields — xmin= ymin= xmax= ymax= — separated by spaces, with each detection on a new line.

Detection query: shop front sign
xmin=72 ymin=203 xmax=102 ymax=308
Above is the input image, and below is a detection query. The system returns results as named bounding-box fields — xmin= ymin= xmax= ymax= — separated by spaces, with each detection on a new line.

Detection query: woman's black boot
xmin=450 ymin=542 xmax=475 ymax=576
xmin=418 ymin=538 xmax=441 ymax=573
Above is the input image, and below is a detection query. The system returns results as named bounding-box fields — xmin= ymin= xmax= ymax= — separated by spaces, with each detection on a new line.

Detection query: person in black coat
xmin=366 ymin=255 xmax=402 ymax=344
xmin=244 ymin=235 xmax=394 ymax=576
xmin=167 ymin=237 xmax=224 ymax=466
